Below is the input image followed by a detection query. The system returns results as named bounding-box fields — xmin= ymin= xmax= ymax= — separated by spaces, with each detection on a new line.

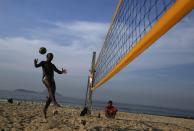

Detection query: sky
xmin=0 ymin=0 xmax=194 ymax=111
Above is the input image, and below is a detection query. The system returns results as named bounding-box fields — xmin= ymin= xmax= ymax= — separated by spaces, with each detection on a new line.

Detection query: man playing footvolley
xmin=34 ymin=49 xmax=67 ymax=118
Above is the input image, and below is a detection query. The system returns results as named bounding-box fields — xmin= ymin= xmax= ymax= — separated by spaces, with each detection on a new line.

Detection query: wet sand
xmin=0 ymin=101 xmax=194 ymax=131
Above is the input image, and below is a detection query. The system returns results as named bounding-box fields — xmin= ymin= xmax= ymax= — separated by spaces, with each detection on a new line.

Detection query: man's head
xmin=108 ymin=100 xmax=113 ymax=106
xmin=46 ymin=53 xmax=54 ymax=62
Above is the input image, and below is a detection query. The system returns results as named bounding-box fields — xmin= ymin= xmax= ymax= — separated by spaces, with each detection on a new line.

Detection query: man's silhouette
xmin=34 ymin=53 xmax=67 ymax=118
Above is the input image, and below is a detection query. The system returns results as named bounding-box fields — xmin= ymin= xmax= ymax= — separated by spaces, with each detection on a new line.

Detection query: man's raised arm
xmin=34 ymin=59 xmax=43 ymax=68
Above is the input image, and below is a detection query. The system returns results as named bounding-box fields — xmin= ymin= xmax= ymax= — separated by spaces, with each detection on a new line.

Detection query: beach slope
xmin=0 ymin=101 xmax=194 ymax=131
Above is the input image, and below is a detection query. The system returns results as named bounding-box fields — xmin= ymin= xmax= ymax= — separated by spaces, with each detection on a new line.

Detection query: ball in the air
xmin=39 ymin=47 xmax=47 ymax=55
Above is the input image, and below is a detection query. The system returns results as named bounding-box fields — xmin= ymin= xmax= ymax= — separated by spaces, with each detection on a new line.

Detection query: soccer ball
xmin=39 ymin=47 xmax=47 ymax=55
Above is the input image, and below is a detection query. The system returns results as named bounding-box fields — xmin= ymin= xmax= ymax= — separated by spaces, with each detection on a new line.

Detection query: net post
xmin=87 ymin=51 xmax=96 ymax=114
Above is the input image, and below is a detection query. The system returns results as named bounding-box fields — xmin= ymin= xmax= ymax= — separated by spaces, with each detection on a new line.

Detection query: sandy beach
xmin=0 ymin=101 xmax=194 ymax=131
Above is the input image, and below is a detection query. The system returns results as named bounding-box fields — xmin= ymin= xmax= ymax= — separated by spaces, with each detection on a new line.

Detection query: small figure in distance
xmin=105 ymin=100 xmax=118 ymax=119
xmin=34 ymin=53 xmax=67 ymax=118
xmin=7 ymin=98 xmax=13 ymax=104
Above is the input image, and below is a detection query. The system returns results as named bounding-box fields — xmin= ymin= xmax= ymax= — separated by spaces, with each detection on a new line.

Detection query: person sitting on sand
xmin=34 ymin=53 xmax=67 ymax=118
xmin=105 ymin=100 xmax=118 ymax=118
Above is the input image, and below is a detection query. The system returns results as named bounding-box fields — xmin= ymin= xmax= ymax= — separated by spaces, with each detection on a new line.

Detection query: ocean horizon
xmin=0 ymin=89 xmax=194 ymax=119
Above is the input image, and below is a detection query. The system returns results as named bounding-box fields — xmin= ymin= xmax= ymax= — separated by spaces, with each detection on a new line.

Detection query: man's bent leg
xmin=50 ymin=82 xmax=60 ymax=107
xmin=43 ymin=78 xmax=59 ymax=106
xmin=43 ymin=78 xmax=60 ymax=107
xmin=43 ymin=97 xmax=52 ymax=118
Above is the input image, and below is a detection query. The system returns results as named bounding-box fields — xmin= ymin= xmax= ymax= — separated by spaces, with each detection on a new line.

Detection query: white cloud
xmin=0 ymin=21 xmax=109 ymax=76
xmin=124 ymin=15 xmax=194 ymax=71
xmin=0 ymin=20 xmax=109 ymax=98
xmin=25 ymin=21 xmax=109 ymax=48
xmin=0 ymin=16 xmax=193 ymax=77
xmin=1 ymin=17 xmax=193 ymax=83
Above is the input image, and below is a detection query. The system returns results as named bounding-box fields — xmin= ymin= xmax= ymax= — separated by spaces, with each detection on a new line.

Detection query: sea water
xmin=0 ymin=90 xmax=193 ymax=118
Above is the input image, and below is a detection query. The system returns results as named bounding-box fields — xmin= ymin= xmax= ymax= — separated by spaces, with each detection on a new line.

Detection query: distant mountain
xmin=14 ymin=89 xmax=38 ymax=94
xmin=0 ymin=89 xmax=84 ymax=107
xmin=0 ymin=89 xmax=64 ymax=101
xmin=14 ymin=89 xmax=63 ymax=97
xmin=42 ymin=89 xmax=63 ymax=97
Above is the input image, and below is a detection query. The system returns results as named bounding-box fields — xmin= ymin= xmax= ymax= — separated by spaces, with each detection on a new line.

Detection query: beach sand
xmin=0 ymin=101 xmax=194 ymax=131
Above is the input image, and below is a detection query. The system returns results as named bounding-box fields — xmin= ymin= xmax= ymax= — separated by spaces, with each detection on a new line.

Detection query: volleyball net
xmin=93 ymin=0 xmax=194 ymax=89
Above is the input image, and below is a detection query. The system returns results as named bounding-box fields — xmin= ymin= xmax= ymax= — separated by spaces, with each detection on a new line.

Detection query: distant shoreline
xmin=1 ymin=98 xmax=194 ymax=120
xmin=1 ymin=100 xmax=194 ymax=130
